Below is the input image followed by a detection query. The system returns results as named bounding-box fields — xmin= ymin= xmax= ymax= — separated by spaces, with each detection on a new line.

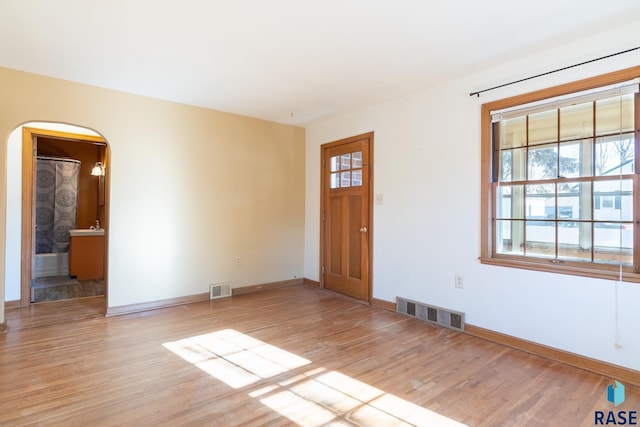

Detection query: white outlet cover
xmin=455 ymin=274 xmax=463 ymax=288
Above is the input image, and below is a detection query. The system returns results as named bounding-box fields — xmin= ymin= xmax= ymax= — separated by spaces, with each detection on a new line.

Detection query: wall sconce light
xmin=91 ymin=162 xmax=105 ymax=176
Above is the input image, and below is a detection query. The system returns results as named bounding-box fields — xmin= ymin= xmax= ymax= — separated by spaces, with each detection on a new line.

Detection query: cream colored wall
xmin=0 ymin=67 xmax=305 ymax=319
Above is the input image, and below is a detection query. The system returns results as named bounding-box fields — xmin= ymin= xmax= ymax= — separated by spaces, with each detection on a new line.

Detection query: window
xmin=481 ymin=67 xmax=640 ymax=281
xmin=329 ymin=151 xmax=363 ymax=189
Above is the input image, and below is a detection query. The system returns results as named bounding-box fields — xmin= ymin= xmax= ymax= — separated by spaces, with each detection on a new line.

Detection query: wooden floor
xmin=1 ymin=285 xmax=637 ymax=426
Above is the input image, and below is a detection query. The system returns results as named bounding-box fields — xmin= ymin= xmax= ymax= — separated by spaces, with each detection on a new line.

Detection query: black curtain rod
xmin=469 ymin=46 xmax=640 ymax=97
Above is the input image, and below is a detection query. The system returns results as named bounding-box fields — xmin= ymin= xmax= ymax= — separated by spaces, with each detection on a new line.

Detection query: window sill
xmin=479 ymin=257 xmax=640 ymax=283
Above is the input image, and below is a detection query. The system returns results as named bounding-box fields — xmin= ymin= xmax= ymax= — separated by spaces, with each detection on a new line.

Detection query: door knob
xmin=360 ymin=227 xmax=368 ymax=233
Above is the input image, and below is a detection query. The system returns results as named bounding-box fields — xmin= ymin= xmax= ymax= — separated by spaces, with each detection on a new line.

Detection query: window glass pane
xmin=594 ymin=223 xmax=633 ymax=265
xmin=525 ymin=221 xmax=555 ymax=258
xmin=341 ymin=171 xmax=351 ymax=187
xmin=529 ymin=110 xmax=557 ymax=145
xmin=501 ymin=116 xmax=526 ymax=148
xmin=352 ymin=151 xmax=362 ymax=168
xmin=594 ymin=179 xmax=633 ymax=221
xmin=596 ymin=94 xmax=634 ymax=136
xmin=496 ymin=186 xmax=511 ymax=219
xmin=496 ymin=185 xmax=524 ymax=219
xmin=351 ymin=169 xmax=362 ymax=186
xmin=341 ymin=154 xmax=351 ymax=170
xmin=558 ymin=182 xmax=591 ymax=221
xmin=558 ymin=221 xmax=591 ymax=262
xmin=528 ymin=144 xmax=557 ymax=180
xmin=496 ymin=220 xmax=524 ymax=255
xmin=499 ymin=150 xmax=512 ymax=181
xmin=621 ymin=179 xmax=633 ymax=221
xmin=330 ymin=156 xmax=340 ymax=172
xmin=526 ymin=184 xmax=555 ymax=219
xmin=330 ymin=172 xmax=340 ymax=189
xmin=560 ymin=102 xmax=593 ymax=141
xmin=559 ymin=141 xmax=591 ymax=178
xmin=595 ymin=135 xmax=635 ymax=176
xmin=500 ymin=148 xmax=526 ymax=182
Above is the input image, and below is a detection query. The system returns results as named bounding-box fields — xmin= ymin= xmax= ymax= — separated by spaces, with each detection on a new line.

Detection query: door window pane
xmin=352 ymin=151 xmax=362 ymax=168
xmin=330 ymin=172 xmax=340 ymax=189
xmin=330 ymin=156 xmax=340 ymax=172
xmin=341 ymin=171 xmax=351 ymax=188
xmin=330 ymin=151 xmax=365 ymax=189
xmin=351 ymin=169 xmax=362 ymax=187
xmin=341 ymin=154 xmax=351 ymax=170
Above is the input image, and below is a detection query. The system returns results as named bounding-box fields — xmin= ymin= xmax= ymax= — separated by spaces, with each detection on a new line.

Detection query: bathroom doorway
xmin=19 ymin=126 xmax=109 ymax=306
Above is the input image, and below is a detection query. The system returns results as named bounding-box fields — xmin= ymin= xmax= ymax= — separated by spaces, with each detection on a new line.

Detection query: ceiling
xmin=1 ymin=1 xmax=639 ymax=126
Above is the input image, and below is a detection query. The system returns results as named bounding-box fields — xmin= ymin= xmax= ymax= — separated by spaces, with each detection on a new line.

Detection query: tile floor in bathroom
xmin=31 ymin=276 xmax=105 ymax=303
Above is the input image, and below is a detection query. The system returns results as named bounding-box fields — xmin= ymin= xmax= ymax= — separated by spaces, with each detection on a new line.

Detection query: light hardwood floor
xmin=1 ymin=285 xmax=637 ymax=426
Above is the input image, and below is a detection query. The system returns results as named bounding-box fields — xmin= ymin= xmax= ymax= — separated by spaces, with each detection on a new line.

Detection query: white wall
xmin=304 ymin=22 xmax=640 ymax=370
xmin=4 ymin=129 xmax=21 ymax=302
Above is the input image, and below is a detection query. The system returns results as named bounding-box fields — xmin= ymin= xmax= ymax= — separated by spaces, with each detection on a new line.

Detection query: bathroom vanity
xmin=69 ymin=229 xmax=105 ymax=280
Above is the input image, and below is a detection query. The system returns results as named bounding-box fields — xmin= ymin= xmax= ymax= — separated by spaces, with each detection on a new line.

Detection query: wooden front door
xmin=321 ymin=133 xmax=372 ymax=301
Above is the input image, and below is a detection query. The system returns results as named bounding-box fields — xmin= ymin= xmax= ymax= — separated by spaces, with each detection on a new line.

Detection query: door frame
xmin=20 ymin=126 xmax=110 ymax=307
xmin=319 ymin=132 xmax=374 ymax=302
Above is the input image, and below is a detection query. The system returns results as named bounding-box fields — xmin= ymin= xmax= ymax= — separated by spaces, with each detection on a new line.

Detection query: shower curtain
xmin=35 ymin=157 xmax=81 ymax=254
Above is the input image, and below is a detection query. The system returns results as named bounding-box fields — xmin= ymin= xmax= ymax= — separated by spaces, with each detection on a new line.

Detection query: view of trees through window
xmin=494 ymin=91 xmax=636 ymax=265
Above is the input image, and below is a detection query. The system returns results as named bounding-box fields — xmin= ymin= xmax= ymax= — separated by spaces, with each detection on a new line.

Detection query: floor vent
xmin=396 ymin=297 xmax=465 ymax=332
xmin=407 ymin=301 xmax=416 ymax=316
xmin=209 ymin=282 xmax=232 ymax=300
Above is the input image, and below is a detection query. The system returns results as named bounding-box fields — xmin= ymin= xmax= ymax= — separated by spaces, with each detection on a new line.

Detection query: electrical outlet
xmin=235 ymin=256 xmax=242 ymax=266
xmin=454 ymin=274 xmax=463 ymax=289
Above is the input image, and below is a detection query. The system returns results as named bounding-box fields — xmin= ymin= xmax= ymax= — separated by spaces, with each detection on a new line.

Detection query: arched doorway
xmin=5 ymin=122 xmax=110 ymax=309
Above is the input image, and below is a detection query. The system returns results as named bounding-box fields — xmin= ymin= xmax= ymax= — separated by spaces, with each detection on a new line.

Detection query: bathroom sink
xmin=69 ymin=229 xmax=105 ymax=237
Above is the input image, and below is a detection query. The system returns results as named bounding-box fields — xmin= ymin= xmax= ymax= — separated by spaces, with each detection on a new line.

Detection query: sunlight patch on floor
xmin=162 ymin=329 xmax=311 ymax=389
xmin=163 ymin=329 xmax=467 ymax=426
